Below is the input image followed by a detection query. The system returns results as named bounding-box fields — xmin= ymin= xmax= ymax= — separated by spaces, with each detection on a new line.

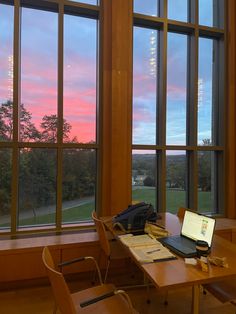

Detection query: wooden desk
xmin=102 ymin=213 xmax=236 ymax=314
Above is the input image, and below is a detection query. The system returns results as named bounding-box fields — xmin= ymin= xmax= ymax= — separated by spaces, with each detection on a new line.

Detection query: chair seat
xmin=203 ymin=280 xmax=236 ymax=303
xmin=72 ymin=283 xmax=138 ymax=313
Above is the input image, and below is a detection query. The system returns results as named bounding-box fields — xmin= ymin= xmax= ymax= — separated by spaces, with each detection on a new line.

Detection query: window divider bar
xmin=56 ymin=2 xmax=64 ymax=230
xmin=11 ymin=0 xmax=21 ymax=233
xmin=157 ymin=19 xmax=167 ymax=212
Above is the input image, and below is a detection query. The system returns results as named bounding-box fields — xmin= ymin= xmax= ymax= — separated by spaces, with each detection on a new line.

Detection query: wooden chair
xmin=177 ymin=207 xmax=189 ymax=219
xmin=92 ymin=211 xmax=150 ymax=298
xmin=42 ymin=246 xmax=138 ymax=314
xmin=92 ymin=211 xmax=128 ymax=283
xmin=203 ymin=279 xmax=236 ymax=307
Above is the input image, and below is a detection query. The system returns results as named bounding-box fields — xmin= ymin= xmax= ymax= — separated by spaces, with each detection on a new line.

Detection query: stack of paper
xmin=118 ymin=234 xmax=176 ymax=263
xmin=118 ymin=234 xmax=157 ymax=247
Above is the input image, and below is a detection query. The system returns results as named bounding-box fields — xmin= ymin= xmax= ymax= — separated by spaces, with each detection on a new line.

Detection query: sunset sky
xmin=0 ymin=1 xmax=219 ymax=144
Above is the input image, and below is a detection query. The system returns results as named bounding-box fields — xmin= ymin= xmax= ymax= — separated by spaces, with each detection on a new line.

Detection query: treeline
xmin=133 ymin=150 xmax=211 ymax=191
xmin=0 ymin=101 xmax=96 ymax=216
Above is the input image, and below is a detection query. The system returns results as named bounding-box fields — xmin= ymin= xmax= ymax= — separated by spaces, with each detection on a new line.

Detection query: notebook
xmin=158 ymin=210 xmax=216 ymax=258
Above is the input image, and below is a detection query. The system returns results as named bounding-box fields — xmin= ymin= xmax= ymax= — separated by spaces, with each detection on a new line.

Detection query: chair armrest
xmin=58 ymin=256 xmax=103 ymax=284
xmin=80 ymin=289 xmax=135 ymax=313
xmin=80 ymin=290 xmax=116 ymax=308
xmin=58 ymin=257 xmax=86 ymax=267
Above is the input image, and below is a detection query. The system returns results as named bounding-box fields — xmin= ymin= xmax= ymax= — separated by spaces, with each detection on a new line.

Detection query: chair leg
xmin=53 ymin=302 xmax=57 ymax=314
xmin=164 ymin=290 xmax=168 ymax=305
xmin=92 ymin=250 xmax=102 ymax=285
xmin=143 ymin=273 xmax=151 ymax=304
xmin=104 ymin=258 xmax=111 ymax=283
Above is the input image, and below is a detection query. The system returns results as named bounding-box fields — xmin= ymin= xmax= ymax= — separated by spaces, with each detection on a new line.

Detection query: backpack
xmin=112 ymin=202 xmax=159 ymax=232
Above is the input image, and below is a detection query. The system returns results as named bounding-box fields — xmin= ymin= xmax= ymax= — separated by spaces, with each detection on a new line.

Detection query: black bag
xmin=112 ymin=202 xmax=159 ymax=232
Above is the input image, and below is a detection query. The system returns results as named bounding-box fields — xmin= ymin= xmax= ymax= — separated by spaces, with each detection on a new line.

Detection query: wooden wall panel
xmin=0 ymin=249 xmax=60 ymax=282
xmin=100 ymin=0 xmax=133 ymax=216
xmin=225 ymin=0 xmax=236 ymax=218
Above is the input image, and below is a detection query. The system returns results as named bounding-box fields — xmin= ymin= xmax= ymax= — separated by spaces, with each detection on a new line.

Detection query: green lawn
xmin=132 ymin=188 xmax=211 ymax=214
xmin=0 ymin=188 xmax=211 ymax=228
xmin=0 ymin=203 xmax=94 ymax=228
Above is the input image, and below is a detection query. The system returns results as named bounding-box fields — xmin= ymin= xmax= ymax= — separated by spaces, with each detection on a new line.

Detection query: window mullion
xmin=56 ymin=2 xmax=64 ymax=230
xmin=11 ymin=0 xmax=21 ymax=234
xmin=157 ymin=16 xmax=167 ymax=212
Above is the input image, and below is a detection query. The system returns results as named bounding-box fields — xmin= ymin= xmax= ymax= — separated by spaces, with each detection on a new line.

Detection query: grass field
xmin=0 ymin=188 xmax=212 ymax=228
xmin=132 ymin=188 xmax=211 ymax=213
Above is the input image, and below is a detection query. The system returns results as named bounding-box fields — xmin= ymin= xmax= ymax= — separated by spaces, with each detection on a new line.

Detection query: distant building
xmin=134 ymin=175 xmax=147 ymax=186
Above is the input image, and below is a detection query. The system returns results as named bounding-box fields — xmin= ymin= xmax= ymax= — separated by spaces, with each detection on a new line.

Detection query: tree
xmin=198 ymin=139 xmax=211 ymax=191
xmin=40 ymin=114 xmax=77 ymax=143
xmin=0 ymin=149 xmax=11 ymax=215
xmin=0 ymin=101 xmax=40 ymax=141
xmin=143 ymin=176 xmax=155 ymax=187
xmin=0 ymin=100 xmax=13 ymax=141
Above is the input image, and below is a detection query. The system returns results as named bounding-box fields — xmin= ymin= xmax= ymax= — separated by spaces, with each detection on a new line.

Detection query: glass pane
xmin=199 ymin=0 xmax=214 ymax=27
xmin=166 ymin=33 xmax=187 ymax=145
xmin=198 ymin=38 xmax=213 ymax=145
xmin=199 ymin=0 xmax=224 ymax=28
xmin=0 ymin=149 xmax=12 ymax=229
xmin=166 ymin=151 xmax=186 ymax=214
xmin=168 ymin=0 xmax=188 ymax=22
xmin=132 ymin=150 xmax=157 ymax=208
xmin=133 ymin=27 xmax=158 ymax=145
xmin=0 ymin=4 xmax=14 ymax=142
xmin=134 ymin=0 xmax=158 ymax=16
xmin=21 ymin=8 xmax=57 ymax=142
xmin=198 ymin=151 xmax=214 ymax=213
xmin=69 ymin=0 xmax=98 ymax=4
xmin=18 ymin=148 xmax=57 ymax=227
xmin=64 ymin=15 xmax=97 ymax=144
xmin=62 ymin=149 xmax=96 ymax=223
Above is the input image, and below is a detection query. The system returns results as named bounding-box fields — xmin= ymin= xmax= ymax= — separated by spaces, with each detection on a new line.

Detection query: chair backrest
xmin=92 ymin=211 xmax=111 ymax=257
xmin=177 ymin=207 xmax=188 ymax=219
xmin=42 ymin=247 xmax=77 ymax=314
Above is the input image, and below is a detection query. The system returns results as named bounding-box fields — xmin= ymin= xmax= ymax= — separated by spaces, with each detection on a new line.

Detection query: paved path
xmin=0 ymin=197 xmax=93 ymax=224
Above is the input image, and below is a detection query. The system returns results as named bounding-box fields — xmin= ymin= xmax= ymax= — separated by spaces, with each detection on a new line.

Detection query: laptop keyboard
xmin=164 ymin=236 xmax=196 ymax=252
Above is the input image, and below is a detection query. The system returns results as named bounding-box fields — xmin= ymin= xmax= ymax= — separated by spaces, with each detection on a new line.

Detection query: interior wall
xmin=226 ymin=0 xmax=236 ymax=218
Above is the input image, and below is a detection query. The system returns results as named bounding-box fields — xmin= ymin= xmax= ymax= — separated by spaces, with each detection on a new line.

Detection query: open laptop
xmin=158 ymin=210 xmax=216 ymax=258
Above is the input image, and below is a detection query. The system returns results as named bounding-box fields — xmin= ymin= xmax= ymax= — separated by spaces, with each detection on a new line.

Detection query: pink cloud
xmin=167 ymin=85 xmax=186 ymax=100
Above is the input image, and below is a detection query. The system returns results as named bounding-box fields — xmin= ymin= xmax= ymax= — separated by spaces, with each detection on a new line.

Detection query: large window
xmin=0 ymin=0 xmax=99 ymax=233
xmin=132 ymin=0 xmax=225 ymax=215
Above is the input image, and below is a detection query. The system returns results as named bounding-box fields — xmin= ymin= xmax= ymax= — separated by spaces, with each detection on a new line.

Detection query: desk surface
xmin=103 ymin=213 xmax=236 ymax=290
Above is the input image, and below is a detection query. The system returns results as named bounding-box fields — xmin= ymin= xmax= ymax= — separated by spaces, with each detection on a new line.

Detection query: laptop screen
xmin=181 ymin=210 xmax=216 ymax=246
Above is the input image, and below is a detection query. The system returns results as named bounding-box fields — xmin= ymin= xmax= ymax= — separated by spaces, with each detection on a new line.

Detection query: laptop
xmin=159 ymin=210 xmax=216 ymax=258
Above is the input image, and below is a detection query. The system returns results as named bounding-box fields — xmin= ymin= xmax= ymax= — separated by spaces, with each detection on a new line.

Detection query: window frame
xmin=0 ymin=0 xmax=100 ymax=235
xmin=132 ymin=0 xmax=225 ymax=215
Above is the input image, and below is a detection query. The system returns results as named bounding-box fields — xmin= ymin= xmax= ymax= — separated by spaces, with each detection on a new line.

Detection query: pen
xmin=147 ymin=248 xmax=160 ymax=254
